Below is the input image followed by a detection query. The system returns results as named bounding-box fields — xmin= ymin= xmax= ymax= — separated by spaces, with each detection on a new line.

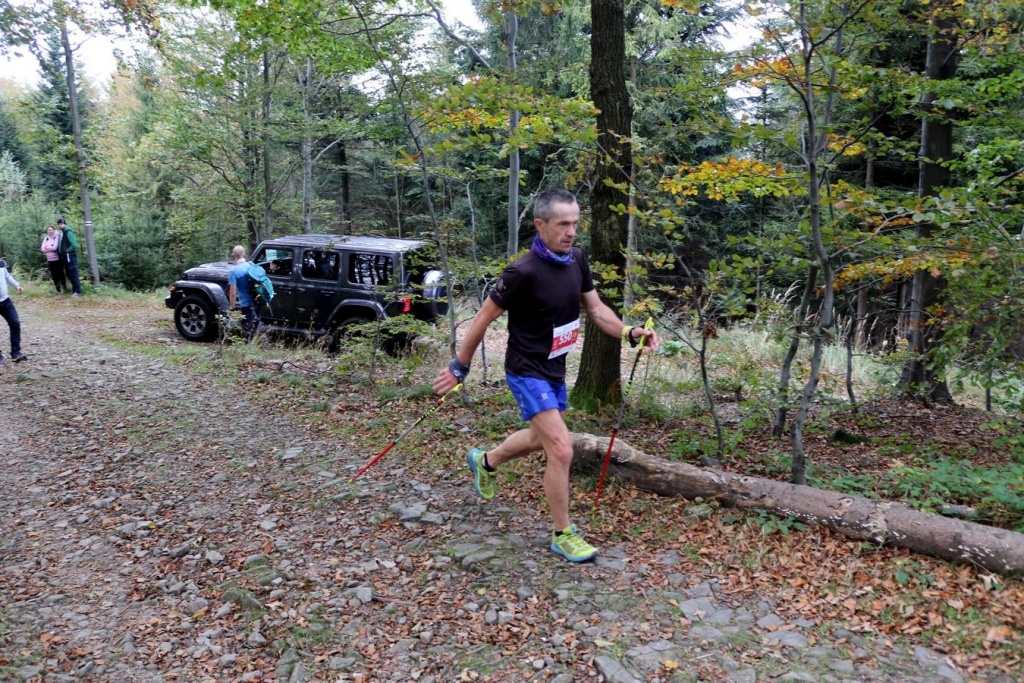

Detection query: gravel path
xmin=0 ymin=297 xmax=1013 ymax=682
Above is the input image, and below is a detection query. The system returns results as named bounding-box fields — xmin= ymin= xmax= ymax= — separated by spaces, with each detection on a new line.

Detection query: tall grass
xmin=643 ymin=323 xmax=997 ymax=413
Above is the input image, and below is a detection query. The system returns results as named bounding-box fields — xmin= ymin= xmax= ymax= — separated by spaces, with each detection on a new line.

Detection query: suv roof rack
xmin=260 ymin=234 xmax=429 ymax=252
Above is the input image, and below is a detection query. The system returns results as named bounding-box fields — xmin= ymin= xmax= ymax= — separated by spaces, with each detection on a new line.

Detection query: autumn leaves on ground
xmin=7 ymin=291 xmax=1024 ymax=680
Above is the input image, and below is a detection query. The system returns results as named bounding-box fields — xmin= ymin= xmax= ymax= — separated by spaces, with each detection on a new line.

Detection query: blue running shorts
xmin=506 ymin=373 xmax=568 ymax=422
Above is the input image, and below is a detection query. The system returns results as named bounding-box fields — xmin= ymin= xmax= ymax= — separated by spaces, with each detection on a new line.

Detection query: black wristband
xmin=628 ymin=327 xmax=641 ymax=348
xmin=449 ymin=357 xmax=470 ymax=381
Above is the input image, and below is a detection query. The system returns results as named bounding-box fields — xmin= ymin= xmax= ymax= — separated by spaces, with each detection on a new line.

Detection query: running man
xmin=434 ymin=188 xmax=658 ymax=562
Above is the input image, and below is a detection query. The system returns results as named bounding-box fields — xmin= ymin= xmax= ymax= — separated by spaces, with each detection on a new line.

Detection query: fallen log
xmin=570 ymin=432 xmax=1024 ymax=577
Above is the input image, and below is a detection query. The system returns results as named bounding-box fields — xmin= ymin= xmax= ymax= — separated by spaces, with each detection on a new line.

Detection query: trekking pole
xmin=351 ymin=383 xmax=463 ymax=480
xmin=594 ymin=317 xmax=655 ymax=508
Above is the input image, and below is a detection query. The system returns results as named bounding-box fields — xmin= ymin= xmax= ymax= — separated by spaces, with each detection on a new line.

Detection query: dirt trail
xmin=0 ymin=296 xmax=1013 ymax=682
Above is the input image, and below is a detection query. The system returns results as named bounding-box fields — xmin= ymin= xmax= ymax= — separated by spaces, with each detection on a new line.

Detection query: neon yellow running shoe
xmin=467 ymin=448 xmax=496 ymax=500
xmin=551 ymin=526 xmax=598 ymax=562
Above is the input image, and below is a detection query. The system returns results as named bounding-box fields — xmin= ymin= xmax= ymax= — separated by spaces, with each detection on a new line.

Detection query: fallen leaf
xmin=985 ymin=625 xmax=1012 ymax=643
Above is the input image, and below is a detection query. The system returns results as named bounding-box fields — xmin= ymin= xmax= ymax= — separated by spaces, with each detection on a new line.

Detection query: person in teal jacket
xmin=56 ymin=217 xmax=83 ymax=296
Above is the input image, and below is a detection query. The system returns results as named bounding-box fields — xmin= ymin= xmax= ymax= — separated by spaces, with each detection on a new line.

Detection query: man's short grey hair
xmin=534 ymin=189 xmax=577 ymax=221
xmin=231 ymin=245 xmax=246 ymax=260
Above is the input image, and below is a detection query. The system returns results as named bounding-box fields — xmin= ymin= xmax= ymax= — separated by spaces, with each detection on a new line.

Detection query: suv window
xmin=255 ymin=247 xmax=294 ymax=277
xmin=349 ymin=252 xmax=393 ymax=287
xmin=301 ymin=249 xmax=340 ymax=281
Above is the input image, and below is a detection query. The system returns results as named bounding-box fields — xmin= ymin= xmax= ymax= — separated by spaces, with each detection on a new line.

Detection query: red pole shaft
xmin=350 ymin=383 xmax=462 ymax=481
xmin=593 ymin=317 xmax=654 ymax=509
xmin=352 ymin=442 xmax=396 ymax=480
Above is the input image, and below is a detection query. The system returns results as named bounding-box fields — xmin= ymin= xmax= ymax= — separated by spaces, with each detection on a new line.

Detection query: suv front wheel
xmin=174 ymin=295 xmax=217 ymax=341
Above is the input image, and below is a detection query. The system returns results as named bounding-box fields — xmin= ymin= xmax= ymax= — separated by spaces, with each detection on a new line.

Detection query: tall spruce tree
xmin=0 ymin=100 xmax=32 ymax=178
xmin=30 ymin=32 xmax=85 ymax=205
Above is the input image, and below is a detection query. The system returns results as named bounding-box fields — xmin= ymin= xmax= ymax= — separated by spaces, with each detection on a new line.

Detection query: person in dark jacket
xmin=56 ymin=217 xmax=83 ymax=297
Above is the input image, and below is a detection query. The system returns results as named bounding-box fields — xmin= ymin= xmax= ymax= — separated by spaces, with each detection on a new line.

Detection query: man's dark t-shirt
xmin=489 ymin=248 xmax=595 ymax=383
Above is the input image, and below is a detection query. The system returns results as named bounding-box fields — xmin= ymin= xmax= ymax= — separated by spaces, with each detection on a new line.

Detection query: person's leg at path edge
xmin=0 ymin=298 xmax=23 ymax=361
xmin=65 ymin=253 xmax=83 ymax=296
xmin=242 ymin=305 xmax=256 ymax=342
xmin=48 ymin=261 xmax=64 ymax=293
xmin=253 ymin=306 xmax=263 ymax=341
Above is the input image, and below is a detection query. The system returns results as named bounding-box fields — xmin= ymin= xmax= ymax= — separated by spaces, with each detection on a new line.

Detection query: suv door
xmin=252 ymin=246 xmax=296 ymax=323
xmin=294 ymin=248 xmax=343 ymax=330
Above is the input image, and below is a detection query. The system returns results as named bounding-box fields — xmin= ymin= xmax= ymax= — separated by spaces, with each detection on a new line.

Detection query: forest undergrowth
xmin=11 ymin=287 xmax=1024 ymax=677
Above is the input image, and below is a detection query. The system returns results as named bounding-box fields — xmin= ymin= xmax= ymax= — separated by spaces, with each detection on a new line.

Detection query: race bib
xmin=549 ymin=319 xmax=580 ymax=359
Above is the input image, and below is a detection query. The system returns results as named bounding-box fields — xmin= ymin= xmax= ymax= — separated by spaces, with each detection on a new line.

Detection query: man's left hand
xmin=433 ymin=367 xmax=459 ymax=395
xmin=633 ymin=327 xmax=659 ymax=352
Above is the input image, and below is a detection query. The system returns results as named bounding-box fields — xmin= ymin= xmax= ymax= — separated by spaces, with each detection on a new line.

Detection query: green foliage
xmin=891 ymin=559 xmax=936 ymax=589
xmin=28 ymin=32 xmax=92 ymax=205
xmin=671 ymin=432 xmax=736 ymax=460
xmin=839 ymin=458 xmax=1024 ymax=532
xmin=423 ymin=77 xmax=599 ymax=157
xmin=752 ymin=510 xmax=808 ymax=536
xmin=0 ymin=150 xmax=28 ymax=205
xmin=0 ymin=101 xmax=31 ymax=173
xmin=93 ymin=207 xmax=178 ymax=290
xmin=980 ymin=416 xmax=1024 ymax=464
xmin=821 ymin=472 xmax=881 ymax=499
xmin=0 ymin=194 xmax=60 ymax=269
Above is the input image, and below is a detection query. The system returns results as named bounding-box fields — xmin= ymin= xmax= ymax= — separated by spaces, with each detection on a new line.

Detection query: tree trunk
xmin=506 ymin=10 xmax=520 ymax=259
xmin=339 ymin=143 xmax=350 ymax=230
xmin=898 ymin=3 xmax=957 ymax=405
xmin=261 ymin=48 xmax=274 ymax=240
xmin=789 ymin=0 xmax=839 ymax=485
xmin=844 ymin=295 xmax=858 ymax=410
xmin=773 ymin=265 xmax=818 ymax=438
xmin=572 ymin=433 xmax=1024 ymax=577
xmin=574 ymin=0 xmax=632 ymax=410
xmin=301 ymin=57 xmax=313 ymax=234
xmin=60 ymin=18 xmax=99 ymax=285
xmin=241 ymin=67 xmax=262 ymax=247
xmin=855 ymin=286 xmax=868 ymax=349
xmin=623 ymin=55 xmax=639 ymax=317
xmin=392 ymin=156 xmax=402 ymax=238
xmin=351 ymin=3 xmax=455 ymax=356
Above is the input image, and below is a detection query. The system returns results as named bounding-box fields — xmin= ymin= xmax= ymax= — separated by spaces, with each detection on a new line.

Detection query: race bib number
xmin=549 ymin=319 xmax=580 ymax=359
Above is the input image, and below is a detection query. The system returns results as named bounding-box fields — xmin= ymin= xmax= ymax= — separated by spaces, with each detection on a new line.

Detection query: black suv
xmin=166 ymin=234 xmax=447 ymax=348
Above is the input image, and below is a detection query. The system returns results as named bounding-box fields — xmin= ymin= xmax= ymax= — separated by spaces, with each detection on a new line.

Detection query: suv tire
xmin=325 ymin=315 xmax=374 ymax=353
xmin=174 ymin=295 xmax=216 ymax=341
xmin=412 ymin=268 xmax=447 ymax=321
